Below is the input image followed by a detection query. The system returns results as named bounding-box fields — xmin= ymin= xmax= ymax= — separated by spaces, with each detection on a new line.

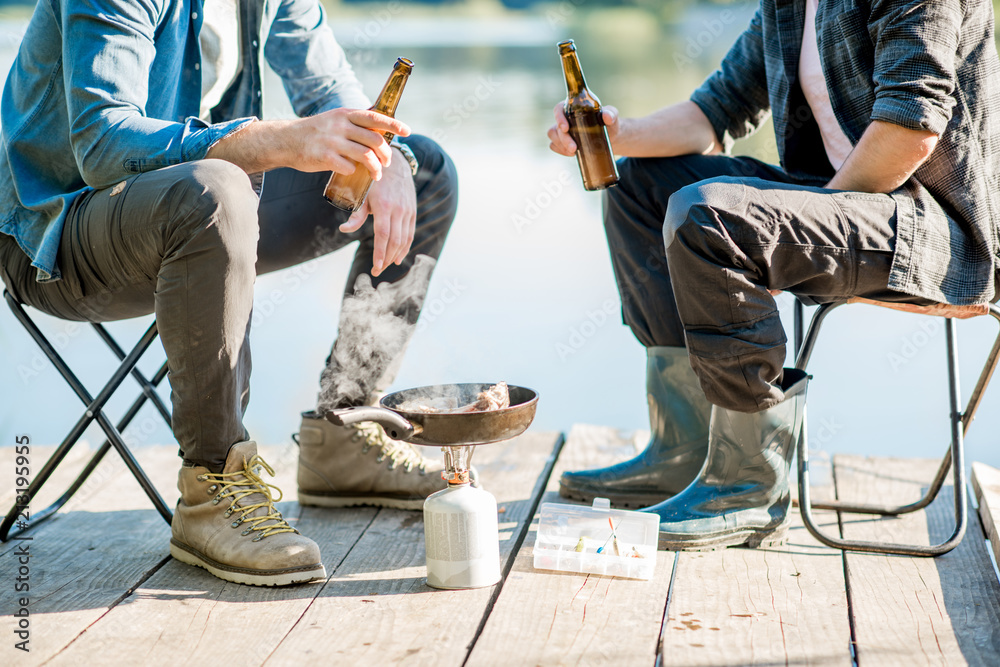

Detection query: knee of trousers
xmin=605 ymin=156 xmax=691 ymax=237
xmin=663 ymin=176 xmax=747 ymax=254
xmin=160 ymin=159 xmax=260 ymax=263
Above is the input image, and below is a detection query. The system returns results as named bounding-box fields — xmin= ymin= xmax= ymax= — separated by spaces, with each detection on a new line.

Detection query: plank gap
xmin=832 ymin=450 xmax=861 ymax=667
xmin=654 ymin=551 xmax=680 ymax=667
xmin=261 ymin=506 xmax=382 ymax=666
xmin=462 ymin=432 xmax=567 ymax=666
xmin=49 ymin=554 xmax=173 ymax=663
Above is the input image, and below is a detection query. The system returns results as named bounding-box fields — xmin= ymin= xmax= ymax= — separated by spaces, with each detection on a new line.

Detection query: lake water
xmin=1 ymin=1 xmax=998 ymax=474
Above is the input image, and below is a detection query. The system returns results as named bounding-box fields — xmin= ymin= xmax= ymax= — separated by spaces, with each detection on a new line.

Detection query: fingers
xmin=395 ymin=209 xmax=416 ymax=265
xmin=349 ymin=109 xmax=411 ymax=138
xmin=386 ymin=205 xmax=416 ymax=268
xmin=371 ymin=211 xmax=391 ymax=277
xmin=315 ymin=109 xmax=409 ymax=180
xmin=553 ymin=102 xmax=569 ymax=132
xmin=366 ymin=166 xmax=417 ymax=276
xmin=548 ymin=102 xmax=577 ymax=156
xmin=338 ymin=126 xmax=391 ymax=180
xmin=601 ymin=105 xmax=618 ymax=128
xmin=374 ymin=198 xmax=417 ymax=275
xmin=339 ymin=202 xmax=369 ymax=234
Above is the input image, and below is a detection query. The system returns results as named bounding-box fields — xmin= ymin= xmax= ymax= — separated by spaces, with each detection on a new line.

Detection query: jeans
xmin=0 ymin=135 xmax=457 ymax=470
xmin=604 ymin=153 xmax=934 ymax=413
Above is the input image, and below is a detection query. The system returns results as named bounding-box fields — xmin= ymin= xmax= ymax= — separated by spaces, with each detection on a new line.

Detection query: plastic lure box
xmin=533 ymin=498 xmax=659 ymax=580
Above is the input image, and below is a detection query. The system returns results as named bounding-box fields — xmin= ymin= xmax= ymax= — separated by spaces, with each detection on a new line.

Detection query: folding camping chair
xmin=0 ymin=289 xmax=174 ymax=542
xmin=792 ymin=297 xmax=1000 ymax=556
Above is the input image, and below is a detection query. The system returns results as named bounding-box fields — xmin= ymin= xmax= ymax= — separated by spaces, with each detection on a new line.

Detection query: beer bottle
xmin=325 ymin=57 xmax=414 ymax=211
xmin=558 ymin=40 xmax=619 ymax=191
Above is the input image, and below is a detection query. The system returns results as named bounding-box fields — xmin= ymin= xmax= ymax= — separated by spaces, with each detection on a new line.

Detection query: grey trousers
xmin=605 ymin=153 xmax=935 ymax=413
xmin=0 ymin=135 xmax=457 ymax=470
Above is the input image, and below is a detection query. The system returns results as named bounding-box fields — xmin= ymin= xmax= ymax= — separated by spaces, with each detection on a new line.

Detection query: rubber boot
xmin=646 ymin=368 xmax=809 ymax=551
xmin=558 ymin=346 xmax=711 ymax=508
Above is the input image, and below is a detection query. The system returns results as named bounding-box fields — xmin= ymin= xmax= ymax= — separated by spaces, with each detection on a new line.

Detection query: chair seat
xmin=845 ymin=296 xmax=989 ymax=319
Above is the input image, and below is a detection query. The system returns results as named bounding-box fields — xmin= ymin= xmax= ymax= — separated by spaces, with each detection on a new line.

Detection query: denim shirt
xmin=0 ymin=0 xmax=369 ymax=282
xmin=691 ymin=0 xmax=1000 ymax=305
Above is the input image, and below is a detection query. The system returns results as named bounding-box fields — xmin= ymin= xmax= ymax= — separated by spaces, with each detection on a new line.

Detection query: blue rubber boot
xmin=646 ymin=368 xmax=809 ymax=550
xmin=558 ymin=347 xmax=711 ymax=508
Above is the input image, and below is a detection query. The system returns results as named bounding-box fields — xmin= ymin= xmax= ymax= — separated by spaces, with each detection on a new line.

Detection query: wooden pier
xmin=2 ymin=426 xmax=1000 ymax=666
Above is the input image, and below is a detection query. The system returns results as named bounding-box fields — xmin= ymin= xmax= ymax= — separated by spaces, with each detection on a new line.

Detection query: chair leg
xmin=1 ymin=294 xmax=174 ymax=541
xmin=793 ymin=299 xmax=805 ymax=358
xmin=795 ymin=304 xmax=1000 ymax=556
xmin=93 ymin=322 xmax=171 ymax=424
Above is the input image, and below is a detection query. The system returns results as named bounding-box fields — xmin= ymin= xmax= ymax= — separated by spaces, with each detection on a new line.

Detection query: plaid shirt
xmin=690 ymin=0 xmax=1000 ymax=305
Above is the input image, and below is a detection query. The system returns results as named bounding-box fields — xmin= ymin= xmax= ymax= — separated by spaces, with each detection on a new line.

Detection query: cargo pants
xmin=605 ymin=153 xmax=938 ymax=413
xmin=0 ymin=135 xmax=457 ymax=470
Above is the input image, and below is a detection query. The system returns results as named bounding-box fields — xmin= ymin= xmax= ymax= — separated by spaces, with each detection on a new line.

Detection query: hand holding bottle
xmin=204 ymin=107 xmax=409 ymax=177
xmin=552 ymin=39 xmax=619 ymax=191
xmin=299 ymin=108 xmax=410 ymax=180
xmin=548 ymin=103 xmax=619 ymax=157
xmin=326 ymin=58 xmax=414 ymax=211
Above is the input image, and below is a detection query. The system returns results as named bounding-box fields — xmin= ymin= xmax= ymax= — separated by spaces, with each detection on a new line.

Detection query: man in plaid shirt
xmin=549 ymin=0 xmax=1000 ymax=550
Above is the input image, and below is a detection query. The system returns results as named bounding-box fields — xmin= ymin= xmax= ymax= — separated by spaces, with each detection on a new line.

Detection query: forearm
xmin=613 ymin=101 xmax=722 ymax=158
xmin=825 ymin=120 xmax=938 ymax=193
xmin=205 ymin=119 xmax=296 ymax=174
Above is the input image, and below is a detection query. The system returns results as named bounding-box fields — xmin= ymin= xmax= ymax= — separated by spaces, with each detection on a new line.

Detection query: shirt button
xmin=191 ymin=11 xmax=198 ymax=19
xmin=252 ymin=40 xmax=258 ymax=48
xmin=257 ymin=90 xmax=262 ymax=98
xmin=194 ymin=63 xmax=200 ymax=70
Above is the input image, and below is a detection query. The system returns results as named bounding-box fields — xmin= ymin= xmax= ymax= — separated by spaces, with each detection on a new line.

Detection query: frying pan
xmin=325 ymin=383 xmax=538 ymax=446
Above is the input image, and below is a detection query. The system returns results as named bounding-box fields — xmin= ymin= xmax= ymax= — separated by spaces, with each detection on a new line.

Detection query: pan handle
xmin=324 ymin=406 xmax=419 ymax=441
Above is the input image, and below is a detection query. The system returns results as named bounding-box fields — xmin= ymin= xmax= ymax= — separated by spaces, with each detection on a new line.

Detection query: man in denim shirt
xmin=549 ymin=0 xmax=1000 ymax=550
xmin=0 ymin=0 xmax=459 ymax=585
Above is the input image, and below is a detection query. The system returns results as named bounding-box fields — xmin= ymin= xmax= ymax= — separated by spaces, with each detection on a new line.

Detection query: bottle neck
xmin=372 ymin=65 xmax=411 ymax=116
xmin=561 ymin=52 xmax=587 ymax=98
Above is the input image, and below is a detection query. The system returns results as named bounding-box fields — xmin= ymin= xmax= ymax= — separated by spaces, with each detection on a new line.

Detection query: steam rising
xmin=317 ymin=255 xmax=436 ymax=411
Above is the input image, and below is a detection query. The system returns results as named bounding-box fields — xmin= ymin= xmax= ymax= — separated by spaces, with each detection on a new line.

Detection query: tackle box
xmin=533 ymin=498 xmax=659 ymax=580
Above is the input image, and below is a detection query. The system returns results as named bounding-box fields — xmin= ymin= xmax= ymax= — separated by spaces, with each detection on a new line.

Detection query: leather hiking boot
xmin=559 ymin=346 xmax=711 ymax=508
xmin=170 ymin=441 xmax=326 ymax=586
xmin=296 ymin=411 xmax=466 ymax=510
xmin=646 ymin=368 xmax=809 ymax=551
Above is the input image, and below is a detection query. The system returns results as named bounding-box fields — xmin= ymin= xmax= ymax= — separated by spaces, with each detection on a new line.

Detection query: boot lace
xmin=351 ymin=423 xmax=429 ymax=475
xmin=198 ymin=455 xmax=297 ymax=542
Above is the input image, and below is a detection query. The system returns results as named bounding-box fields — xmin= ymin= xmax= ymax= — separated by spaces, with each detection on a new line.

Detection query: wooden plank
xmin=835 ymin=455 xmax=1000 ymax=665
xmin=264 ymin=431 xmax=563 ymax=667
xmin=661 ymin=478 xmax=851 ymax=664
xmin=42 ymin=442 xmax=344 ymax=667
xmin=0 ymin=443 xmax=104 ymax=549
xmin=0 ymin=444 xmax=179 ymax=666
xmin=468 ymin=424 xmax=676 ymax=666
xmin=971 ymin=462 xmax=1000 ymax=571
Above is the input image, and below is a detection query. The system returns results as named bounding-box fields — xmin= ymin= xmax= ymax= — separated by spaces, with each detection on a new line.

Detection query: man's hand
xmin=206 ymin=108 xmax=411 ymax=178
xmin=825 ymin=120 xmax=938 ymax=193
xmin=548 ymin=100 xmax=722 ymax=159
xmin=338 ymin=147 xmax=417 ymax=277
xmin=548 ymin=103 xmax=620 ymax=156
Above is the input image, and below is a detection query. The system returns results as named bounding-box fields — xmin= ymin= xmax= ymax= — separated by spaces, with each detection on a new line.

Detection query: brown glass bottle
xmin=324 ymin=58 xmax=414 ymax=211
xmin=558 ymin=40 xmax=618 ymax=191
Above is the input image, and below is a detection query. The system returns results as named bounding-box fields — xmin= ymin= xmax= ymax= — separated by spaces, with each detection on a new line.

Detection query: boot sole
xmin=558 ymin=483 xmax=675 ymax=510
xmin=657 ymin=525 xmax=789 ymax=552
xmin=298 ymin=491 xmax=426 ymax=511
xmin=170 ymin=540 xmax=327 ymax=587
